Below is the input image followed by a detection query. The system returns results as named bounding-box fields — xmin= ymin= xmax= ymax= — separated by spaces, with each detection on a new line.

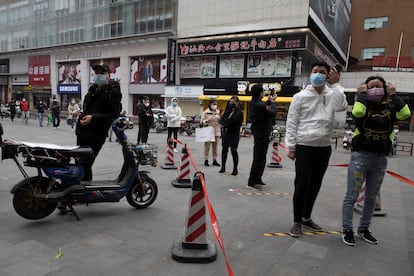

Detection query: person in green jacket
xmin=342 ymin=76 xmax=411 ymax=246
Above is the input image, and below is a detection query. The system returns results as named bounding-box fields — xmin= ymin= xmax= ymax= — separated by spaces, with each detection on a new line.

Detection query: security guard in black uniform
xmin=76 ymin=63 xmax=122 ymax=181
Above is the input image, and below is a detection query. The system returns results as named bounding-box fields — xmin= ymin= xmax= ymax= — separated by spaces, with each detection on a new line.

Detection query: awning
xmin=198 ymin=95 xmax=292 ymax=103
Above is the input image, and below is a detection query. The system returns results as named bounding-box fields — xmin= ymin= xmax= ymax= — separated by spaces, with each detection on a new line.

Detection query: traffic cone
xmin=161 ymin=139 xmax=177 ymax=169
xmin=267 ymin=142 xmax=283 ymax=168
xmin=354 ymin=183 xmax=386 ymax=217
xmin=171 ymin=146 xmax=192 ymax=188
xmin=172 ymin=172 xmax=217 ymax=263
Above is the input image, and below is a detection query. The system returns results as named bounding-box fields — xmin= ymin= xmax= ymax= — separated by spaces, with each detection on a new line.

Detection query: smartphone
xmin=334 ymin=63 xmax=343 ymax=73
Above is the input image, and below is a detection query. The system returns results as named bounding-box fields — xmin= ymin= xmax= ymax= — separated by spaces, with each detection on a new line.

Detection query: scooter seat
xmin=63 ymin=147 xmax=94 ymax=158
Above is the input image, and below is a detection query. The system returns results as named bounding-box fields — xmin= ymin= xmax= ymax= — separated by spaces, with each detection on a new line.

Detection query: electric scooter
xmin=1 ymin=117 xmax=158 ymax=220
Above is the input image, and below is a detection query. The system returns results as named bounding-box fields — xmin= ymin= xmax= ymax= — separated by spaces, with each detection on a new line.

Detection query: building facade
xmin=341 ymin=0 xmax=414 ymax=130
xmin=176 ymin=0 xmax=351 ymax=122
xmin=0 ymin=0 xmax=179 ymax=116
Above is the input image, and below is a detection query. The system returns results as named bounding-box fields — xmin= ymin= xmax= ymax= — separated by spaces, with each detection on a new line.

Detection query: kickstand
xmin=67 ymin=204 xmax=81 ymax=221
xmin=59 ymin=203 xmax=81 ymax=221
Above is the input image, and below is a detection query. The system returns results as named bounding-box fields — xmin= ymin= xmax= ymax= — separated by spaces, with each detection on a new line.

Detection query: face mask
xmin=210 ymin=105 xmax=217 ymax=110
xmin=310 ymin=73 xmax=327 ymax=87
xmin=144 ymin=103 xmax=150 ymax=107
xmin=71 ymin=101 xmax=75 ymax=104
xmin=230 ymin=103 xmax=236 ymax=109
xmin=366 ymin=87 xmax=385 ymax=103
xmin=94 ymin=74 xmax=108 ymax=86
xmin=172 ymin=102 xmax=177 ymax=107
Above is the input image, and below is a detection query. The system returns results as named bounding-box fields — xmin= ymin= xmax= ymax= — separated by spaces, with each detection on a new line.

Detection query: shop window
xmin=364 ymin=16 xmax=388 ymax=30
xmin=361 ymin=48 xmax=385 ymax=60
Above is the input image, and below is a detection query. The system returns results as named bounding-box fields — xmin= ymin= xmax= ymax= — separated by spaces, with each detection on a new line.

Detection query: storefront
xmin=177 ymin=29 xmax=343 ymax=126
xmin=164 ymin=85 xmax=203 ymax=117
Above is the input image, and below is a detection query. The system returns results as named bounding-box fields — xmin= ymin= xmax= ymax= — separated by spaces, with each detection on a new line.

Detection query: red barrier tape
xmin=174 ymin=139 xmax=234 ymax=276
xmin=329 ymin=163 xmax=414 ymax=187
xmin=278 ymin=143 xmax=414 ymax=187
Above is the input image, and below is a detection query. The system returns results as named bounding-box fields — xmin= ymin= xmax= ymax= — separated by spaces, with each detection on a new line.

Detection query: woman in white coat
xmin=165 ymin=97 xmax=182 ymax=151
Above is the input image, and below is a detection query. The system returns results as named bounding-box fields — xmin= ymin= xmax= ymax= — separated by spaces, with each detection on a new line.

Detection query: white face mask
xmin=144 ymin=103 xmax=150 ymax=107
xmin=210 ymin=105 xmax=217 ymax=110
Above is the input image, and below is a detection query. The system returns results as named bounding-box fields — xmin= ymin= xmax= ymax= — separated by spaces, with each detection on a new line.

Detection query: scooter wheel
xmin=12 ymin=177 xmax=58 ymax=220
xmin=126 ymin=176 xmax=158 ymax=209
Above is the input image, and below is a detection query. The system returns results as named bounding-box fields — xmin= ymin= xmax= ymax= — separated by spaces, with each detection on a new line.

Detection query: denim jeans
xmin=38 ymin=112 xmax=43 ymax=127
xmin=342 ymin=151 xmax=387 ymax=231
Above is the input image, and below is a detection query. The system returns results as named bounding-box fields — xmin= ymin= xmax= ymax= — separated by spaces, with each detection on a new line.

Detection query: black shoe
xmin=231 ymin=169 xmax=238 ymax=176
xmin=342 ymin=229 xmax=356 ymax=246
xmin=246 ymin=185 xmax=262 ymax=191
xmin=219 ymin=168 xmax=225 ymax=173
xmin=302 ymin=219 xmax=323 ymax=231
xmin=257 ymin=181 xmax=266 ymax=185
xmin=204 ymin=160 xmax=209 ymax=166
xmin=289 ymin=223 xmax=302 ymax=237
xmin=357 ymin=228 xmax=378 ymax=244
xmin=212 ymin=160 xmax=220 ymax=166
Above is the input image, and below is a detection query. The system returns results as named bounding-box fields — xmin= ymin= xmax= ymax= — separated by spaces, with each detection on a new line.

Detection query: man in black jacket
xmin=247 ymin=84 xmax=277 ymax=191
xmin=137 ymin=96 xmax=154 ymax=145
xmin=76 ymin=63 xmax=122 ymax=181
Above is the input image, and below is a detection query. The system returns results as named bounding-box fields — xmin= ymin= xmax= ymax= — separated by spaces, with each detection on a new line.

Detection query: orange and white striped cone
xmin=172 ymin=172 xmax=217 ymax=263
xmin=161 ymin=139 xmax=177 ymax=169
xmin=354 ymin=183 xmax=386 ymax=216
xmin=267 ymin=142 xmax=283 ymax=168
xmin=171 ymin=146 xmax=192 ymax=188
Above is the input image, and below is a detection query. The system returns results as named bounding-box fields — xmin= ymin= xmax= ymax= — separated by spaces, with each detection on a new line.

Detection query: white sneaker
xmin=173 ymin=148 xmax=178 ymax=153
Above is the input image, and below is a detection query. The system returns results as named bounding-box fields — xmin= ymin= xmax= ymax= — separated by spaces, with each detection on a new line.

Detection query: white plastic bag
xmin=195 ymin=126 xmax=215 ymax=142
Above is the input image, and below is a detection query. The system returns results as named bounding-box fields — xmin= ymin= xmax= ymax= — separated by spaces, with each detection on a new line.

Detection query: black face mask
xmin=230 ymin=103 xmax=236 ymax=109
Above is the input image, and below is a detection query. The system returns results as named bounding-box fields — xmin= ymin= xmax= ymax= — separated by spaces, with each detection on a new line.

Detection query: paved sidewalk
xmin=0 ymin=119 xmax=413 ymax=275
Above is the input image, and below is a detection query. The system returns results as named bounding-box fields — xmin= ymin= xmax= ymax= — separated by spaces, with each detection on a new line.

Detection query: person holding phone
xmin=285 ymin=61 xmax=348 ymax=237
xmin=341 ymin=76 xmax=411 ymax=246
xmin=247 ymin=84 xmax=277 ymax=191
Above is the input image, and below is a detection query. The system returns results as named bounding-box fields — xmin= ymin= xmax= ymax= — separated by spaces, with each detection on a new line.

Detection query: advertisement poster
xmin=275 ymin=54 xmax=292 ymax=77
xmin=247 ymin=55 xmax=263 ymax=77
xmin=57 ymin=61 xmax=81 ymax=84
xmin=309 ymin=0 xmax=351 ymax=61
xmin=200 ymin=57 xmax=216 ymax=78
xmin=247 ymin=54 xmax=292 ymax=78
xmin=89 ymin=58 xmax=121 ymax=83
xmin=180 ymin=57 xmax=201 ymax=78
xmin=219 ymin=55 xmax=244 ymax=78
xmin=28 ymin=55 xmax=50 ymax=85
xmin=130 ymin=55 xmax=167 ymax=84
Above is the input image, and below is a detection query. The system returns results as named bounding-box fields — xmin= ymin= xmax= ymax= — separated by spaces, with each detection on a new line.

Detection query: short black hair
xmin=251 ymin=84 xmax=263 ymax=99
xmin=311 ymin=61 xmax=330 ymax=73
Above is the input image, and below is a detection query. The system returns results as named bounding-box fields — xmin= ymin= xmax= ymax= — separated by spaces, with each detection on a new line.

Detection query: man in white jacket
xmin=285 ymin=61 xmax=348 ymax=237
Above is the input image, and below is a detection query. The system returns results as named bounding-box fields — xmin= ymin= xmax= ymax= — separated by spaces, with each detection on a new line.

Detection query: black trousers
xmin=138 ymin=122 xmax=150 ymax=144
xmin=248 ymin=135 xmax=270 ymax=185
xmin=167 ymin=127 xmax=178 ymax=148
xmin=77 ymin=134 xmax=106 ymax=181
xmin=293 ymin=145 xmax=331 ymax=223
xmin=52 ymin=112 xmax=60 ymax=127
